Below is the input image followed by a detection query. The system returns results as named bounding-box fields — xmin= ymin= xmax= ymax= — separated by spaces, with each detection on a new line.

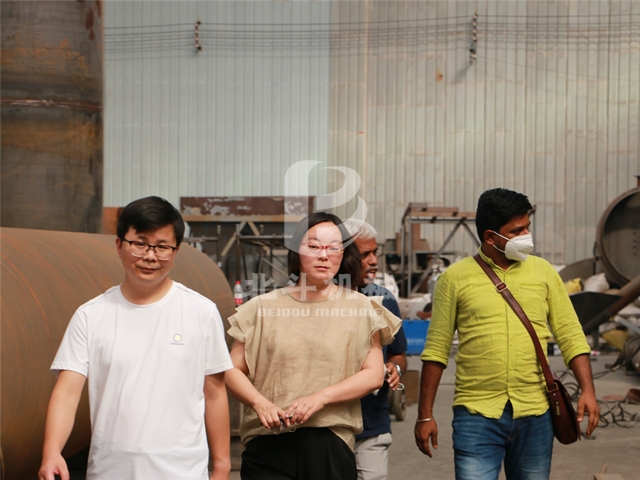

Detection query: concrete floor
xmin=60 ymin=353 xmax=640 ymax=480
xmin=385 ymin=353 xmax=640 ymax=480
xmin=229 ymin=352 xmax=640 ymax=480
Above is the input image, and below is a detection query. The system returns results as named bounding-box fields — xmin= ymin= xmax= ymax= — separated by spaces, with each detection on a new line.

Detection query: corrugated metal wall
xmin=105 ymin=1 xmax=640 ymax=265
xmin=104 ymin=0 xmax=331 ymax=204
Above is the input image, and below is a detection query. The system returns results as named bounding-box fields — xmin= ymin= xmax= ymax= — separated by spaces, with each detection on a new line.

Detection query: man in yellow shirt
xmin=414 ymin=188 xmax=599 ymax=480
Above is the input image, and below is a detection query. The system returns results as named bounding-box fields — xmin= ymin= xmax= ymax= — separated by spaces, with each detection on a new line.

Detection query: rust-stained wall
xmin=1 ymin=1 xmax=104 ymax=232
xmin=0 ymin=228 xmax=234 ymax=480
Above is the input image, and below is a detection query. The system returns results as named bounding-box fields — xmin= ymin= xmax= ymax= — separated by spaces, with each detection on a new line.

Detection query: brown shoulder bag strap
xmin=473 ymin=253 xmax=558 ymax=394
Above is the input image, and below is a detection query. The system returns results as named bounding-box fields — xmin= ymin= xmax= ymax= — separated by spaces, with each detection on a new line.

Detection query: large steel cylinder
xmin=0 ymin=228 xmax=234 ymax=480
xmin=596 ymin=187 xmax=640 ymax=287
xmin=1 ymin=1 xmax=103 ymax=232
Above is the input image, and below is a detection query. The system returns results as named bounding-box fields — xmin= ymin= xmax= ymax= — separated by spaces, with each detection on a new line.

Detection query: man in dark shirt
xmin=344 ymin=220 xmax=407 ymax=480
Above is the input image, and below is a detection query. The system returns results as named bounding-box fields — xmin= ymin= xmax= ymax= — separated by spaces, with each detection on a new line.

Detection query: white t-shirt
xmin=52 ymin=281 xmax=233 ymax=480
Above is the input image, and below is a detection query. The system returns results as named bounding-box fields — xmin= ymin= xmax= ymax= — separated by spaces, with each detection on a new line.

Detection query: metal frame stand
xmin=235 ymin=230 xmax=292 ymax=297
xmin=400 ymin=203 xmax=480 ymax=297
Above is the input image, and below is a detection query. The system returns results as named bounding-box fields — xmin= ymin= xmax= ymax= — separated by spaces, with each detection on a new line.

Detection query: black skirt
xmin=241 ymin=427 xmax=357 ymax=480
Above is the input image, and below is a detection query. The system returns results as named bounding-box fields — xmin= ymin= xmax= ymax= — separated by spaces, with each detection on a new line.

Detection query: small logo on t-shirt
xmin=171 ymin=333 xmax=184 ymax=345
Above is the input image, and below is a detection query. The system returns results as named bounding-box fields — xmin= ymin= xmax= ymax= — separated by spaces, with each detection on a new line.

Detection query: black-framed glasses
xmin=301 ymin=242 xmax=344 ymax=256
xmin=122 ymin=239 xmax=177 ymax=260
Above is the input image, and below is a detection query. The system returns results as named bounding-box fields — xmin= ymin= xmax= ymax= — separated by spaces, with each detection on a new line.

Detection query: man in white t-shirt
xmin=38 ymin=196 xmax=234 ymax=480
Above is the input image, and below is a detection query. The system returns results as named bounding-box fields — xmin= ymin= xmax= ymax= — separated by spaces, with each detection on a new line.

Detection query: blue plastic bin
xmin=402 ymin=319 xmax=430 ymax=355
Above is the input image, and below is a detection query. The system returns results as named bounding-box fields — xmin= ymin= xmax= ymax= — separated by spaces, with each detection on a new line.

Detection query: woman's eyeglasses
xmin=301 ymin=242 xmax=344 ymax=256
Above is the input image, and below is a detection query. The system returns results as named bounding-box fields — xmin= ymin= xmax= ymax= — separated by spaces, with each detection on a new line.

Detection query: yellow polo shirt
xmin=421 ymin=249 xmax=590 ymax=419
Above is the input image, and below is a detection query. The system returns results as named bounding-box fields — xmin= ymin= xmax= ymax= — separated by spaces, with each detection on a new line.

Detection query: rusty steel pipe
xmin=0 ymin=228 xmax=234 ymax=480
xmin=1 ymin=1 xmax=103 ymax=232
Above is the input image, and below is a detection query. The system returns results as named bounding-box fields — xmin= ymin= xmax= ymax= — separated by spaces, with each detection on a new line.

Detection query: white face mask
xmin=492 ymin=232 xmax=533 ymax=262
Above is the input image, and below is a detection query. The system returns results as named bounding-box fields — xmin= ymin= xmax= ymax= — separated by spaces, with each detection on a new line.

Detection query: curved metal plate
xmin=596 ymin=187 xmax=640 ymax=286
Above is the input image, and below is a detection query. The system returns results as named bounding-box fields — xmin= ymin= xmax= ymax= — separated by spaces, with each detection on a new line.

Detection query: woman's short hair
xmin=287 ymin=212 xmax=362 ymax=285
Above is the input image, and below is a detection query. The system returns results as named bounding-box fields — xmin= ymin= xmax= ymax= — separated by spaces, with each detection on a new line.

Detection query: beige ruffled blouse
xmin=227 ymin=286 xmax=402 ymax=450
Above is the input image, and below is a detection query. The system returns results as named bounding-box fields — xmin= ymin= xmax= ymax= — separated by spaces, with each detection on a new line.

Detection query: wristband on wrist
xmin=416 ymin=417 xmax=434 ymax=423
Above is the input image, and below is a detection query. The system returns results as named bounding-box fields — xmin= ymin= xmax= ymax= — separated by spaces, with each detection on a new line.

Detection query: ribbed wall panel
xmin=104 ymin=0 xmax=331 ymax=210
xmin=105 ymin=1 xmax=640 ymax=265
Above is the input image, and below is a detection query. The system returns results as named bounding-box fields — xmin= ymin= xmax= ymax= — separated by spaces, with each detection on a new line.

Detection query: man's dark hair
xmin=475 ymin=188 xmax=533 ymax=240
xmin=287 ymin=212 xmax=362 ymax=284
xmin=117 ymin=196 xmax=185 ymax=246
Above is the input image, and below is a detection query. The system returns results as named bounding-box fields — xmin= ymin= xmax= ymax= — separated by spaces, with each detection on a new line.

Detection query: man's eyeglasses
xmin=122 ymin=239 xmax=177 ymax=260
xmin=301 ymin=242 xmax=344 ymax=256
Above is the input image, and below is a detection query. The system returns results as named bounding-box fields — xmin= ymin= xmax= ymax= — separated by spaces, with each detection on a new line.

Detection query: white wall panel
xmin=105 ymin=0 xmax=640 ymax=265
xmin=104 ymin=0 xmax=332 ymax=209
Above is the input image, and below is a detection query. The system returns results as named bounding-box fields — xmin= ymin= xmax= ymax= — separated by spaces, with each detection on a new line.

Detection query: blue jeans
xmin=452 ymin=402 xmax=553 ymax=480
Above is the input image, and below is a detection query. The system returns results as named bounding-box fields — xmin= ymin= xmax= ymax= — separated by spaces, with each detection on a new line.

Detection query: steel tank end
xmin=595 ymin=186 xmax=640 ymax=287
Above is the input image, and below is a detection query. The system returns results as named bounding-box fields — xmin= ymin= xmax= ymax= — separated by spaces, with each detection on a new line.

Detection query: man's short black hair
xmin=287 ymin=212 xmax=362 ymax=284
xmin=117 ymin=196 xmax=185 ymax=246
xmin=475 ymin=188 xmax=533 ymax=240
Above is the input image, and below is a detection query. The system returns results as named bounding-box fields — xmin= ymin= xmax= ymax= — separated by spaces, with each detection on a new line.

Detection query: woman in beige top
xmin=225 ymin=212 xmax=401 ymax=480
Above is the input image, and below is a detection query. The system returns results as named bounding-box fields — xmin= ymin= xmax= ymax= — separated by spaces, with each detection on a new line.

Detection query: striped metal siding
xmin=105 ymin=1 xmax=640 ymax=265
xmin=104 ymin=0 xmax=331 ymax=209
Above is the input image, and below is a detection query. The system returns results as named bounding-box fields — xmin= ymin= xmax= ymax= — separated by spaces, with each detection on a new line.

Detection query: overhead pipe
xmin=581 ymin=273 xmax=640 ymax=335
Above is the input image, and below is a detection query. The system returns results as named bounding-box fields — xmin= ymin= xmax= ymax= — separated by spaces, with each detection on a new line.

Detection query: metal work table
xmin=181 ymin=196 xmax=313 ymax=287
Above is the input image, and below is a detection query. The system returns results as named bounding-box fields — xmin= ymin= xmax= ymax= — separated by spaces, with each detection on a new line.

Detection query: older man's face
xmin=354 ymin=236 xmax=378 ymax=286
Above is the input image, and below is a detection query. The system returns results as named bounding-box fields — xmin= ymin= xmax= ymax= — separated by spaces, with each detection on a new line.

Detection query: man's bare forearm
xmin=569 ymin=354 xmax=595 ymax=394
xmin=42 ymin=371 xmax=86 ymax=457
xmin=204 ymin=373 xmax=231 ymax=478
xmin=417 ymin=361 xmax=445 ymax=418
xmin=569 ymin=353 xmax=600 ymax=435
xmin=39 ymin=371 xmax=86 ymax=480
xmin=414 ymin=360 xmax=446 ymax=458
